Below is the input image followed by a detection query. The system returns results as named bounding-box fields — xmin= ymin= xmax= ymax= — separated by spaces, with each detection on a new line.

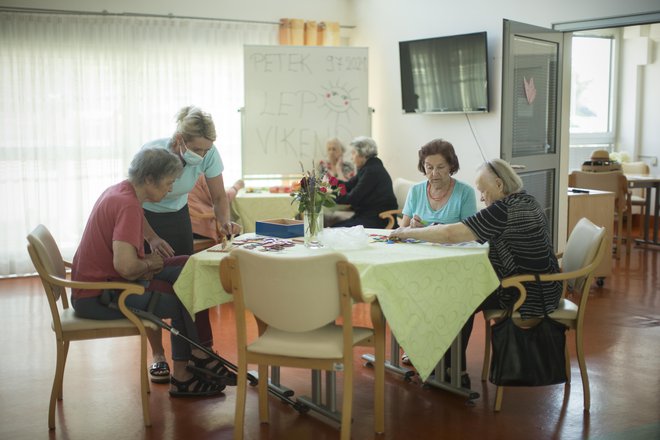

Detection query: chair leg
xmin=615 ymin=213 xmax=622 ymax=259
xmin=482 ymin=317 xmax=491 ymax=382
xmin=494 ymin=386 xmax=504 ymax=411
xmin=234 ymin=356 xmax=249 ymax=440
xmin=340 ymin=363 xmax=353 ymax=440
xmin=139 ymin=334 xmax=151 ymax=427
xmin=576 ymin=331 xmax=591 ymax=412
xmin=258 ymin=364 xmax=269 ymax=423
xmin=564 ymin=342 xmax=571 ymax=385
xmin=626 ymin=211 xmax=633 ymax=256
xmin=49 ymin=340 xmax=68 ymax=430
xmin=374 ymin=333 xmax=385 ymax=434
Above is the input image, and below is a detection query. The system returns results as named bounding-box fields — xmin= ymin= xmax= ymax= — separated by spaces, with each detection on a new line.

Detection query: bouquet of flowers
xmin=290 ymin=163 xmax=347 ymax=242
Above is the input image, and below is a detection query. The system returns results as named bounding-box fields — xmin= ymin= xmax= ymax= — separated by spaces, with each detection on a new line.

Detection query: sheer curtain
xmin=0 ymin=12 xmax=277 ymax=276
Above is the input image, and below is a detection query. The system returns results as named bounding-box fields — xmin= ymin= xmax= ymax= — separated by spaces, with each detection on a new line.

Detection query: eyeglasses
xmin=487 ymin=161 xmax=503 ymax=181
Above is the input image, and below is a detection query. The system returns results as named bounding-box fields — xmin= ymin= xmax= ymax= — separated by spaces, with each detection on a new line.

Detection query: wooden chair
xmin=26 ymin=224 xmax=156 ymax=430
xmin=219 ymin=248 xmax=385 ymax=440
xmin=189 ymin=207 xmax=219 ymax=252
xmin=481 ymin=218 xmax=607 ymax=412
xmin=379 ymin=177 xmax=416 ymax=229
xmin=568 ymin=170 xmax=632 ymax=258
xmin=621 ymin=161 xmax=651 ymax=217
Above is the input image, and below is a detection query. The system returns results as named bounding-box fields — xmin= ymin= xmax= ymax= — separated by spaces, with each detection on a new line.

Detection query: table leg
xmin=361 ymin=328 xmax=416 ymax=380
xmin=422 ymin=336 xmax=480 ymax=401
xmin=654 ymin=183 xmax=659 ymax=243
xmin=296 ymin=370 xmax=342 ymax=424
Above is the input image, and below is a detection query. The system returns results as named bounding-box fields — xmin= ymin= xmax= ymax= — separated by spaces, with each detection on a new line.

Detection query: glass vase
xmin=304 ymin=210 xmax=324 ymax=248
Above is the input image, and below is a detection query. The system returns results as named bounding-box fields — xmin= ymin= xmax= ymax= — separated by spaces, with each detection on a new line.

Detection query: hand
xmin=217 ymin=221 xmax=241 ymax=238
xmin=389 ymin=226 xmax=412 ymax=240
xmin=144 ymin=253 xmax=164 ymax=276
xmin=410 ymin=215 xmax=427 ymax=229
xmin=147 ymin=237 xmax=175 ymax=258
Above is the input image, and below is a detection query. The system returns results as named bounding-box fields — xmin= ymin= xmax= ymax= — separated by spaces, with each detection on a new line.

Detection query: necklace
xmin=427 ymin=180 xmax=453 ymax=201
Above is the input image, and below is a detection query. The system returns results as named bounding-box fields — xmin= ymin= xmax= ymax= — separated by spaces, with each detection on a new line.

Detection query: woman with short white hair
xmin=332 ymin=136 xmax=397 ymax=228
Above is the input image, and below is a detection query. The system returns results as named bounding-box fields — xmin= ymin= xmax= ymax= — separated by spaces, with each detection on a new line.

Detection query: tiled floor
xmin=1 ymin=242 xmax=659 ymax=439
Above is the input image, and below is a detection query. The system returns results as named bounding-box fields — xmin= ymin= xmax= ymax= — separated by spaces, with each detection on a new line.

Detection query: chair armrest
xmin=219 ymin=257 xmax=234 ymax=294
xmin=378 ymin=209 xmax=402 ymax=230
xmin=45 ymin=273 xmax=147 ymax=327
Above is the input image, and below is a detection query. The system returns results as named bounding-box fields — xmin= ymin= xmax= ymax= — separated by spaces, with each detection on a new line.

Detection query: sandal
xmin=169 ymin=373 xmax=226 ymax=398
xmin=187 ymin=353 xmax=237 ymax=386
xmin=401 ymin=353 xmax=412 ymax=366
xmin=149 ymin=361 xmax=170 ymax=384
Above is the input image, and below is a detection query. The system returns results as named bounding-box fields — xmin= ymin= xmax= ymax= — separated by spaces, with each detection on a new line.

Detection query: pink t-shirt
xmin=71 ymin=180 xmax=145 ymax=300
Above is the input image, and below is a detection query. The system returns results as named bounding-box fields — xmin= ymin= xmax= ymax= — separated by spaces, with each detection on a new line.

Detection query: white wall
xmin=348 ymin=0 xmax=660 ymax=186
xmin=618 ymin=24 xmax=660 ymax=171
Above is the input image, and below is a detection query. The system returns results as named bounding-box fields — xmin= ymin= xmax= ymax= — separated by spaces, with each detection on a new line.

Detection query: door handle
xmin=511 ymin=164 xmax=527 ymax=170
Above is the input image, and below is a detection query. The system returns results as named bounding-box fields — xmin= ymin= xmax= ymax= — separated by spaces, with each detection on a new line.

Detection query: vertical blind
xmin=0 ymin=12 xmax=277 ymax=275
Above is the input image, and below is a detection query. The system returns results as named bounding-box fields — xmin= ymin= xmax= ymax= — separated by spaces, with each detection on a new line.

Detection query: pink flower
xmin=328 ymin=175 xmax=339 ymax=186
xmin=320 ymin=186 xmax=327 ymax=193
xmin=338 ymin=184 xmax=347 ymax=196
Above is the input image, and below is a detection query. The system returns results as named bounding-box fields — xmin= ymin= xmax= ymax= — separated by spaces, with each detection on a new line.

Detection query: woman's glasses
xmin=487 ymin=161 xmax=503 ymax=181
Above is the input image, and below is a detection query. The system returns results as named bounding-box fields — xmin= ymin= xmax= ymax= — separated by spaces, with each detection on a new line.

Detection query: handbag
xmin=489 ymin=275 xmax=568 ymax=387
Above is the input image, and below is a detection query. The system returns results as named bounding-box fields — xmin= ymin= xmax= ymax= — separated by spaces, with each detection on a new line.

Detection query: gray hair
xmin=128 ymin=148 xmax=183 ymax=185
xmin=480 ymin=158 xmax=523 ymax=195
xmin=174 ymin=105 xmax=217 ymax=142
xmin=350 ymin=136 xmax=378 ymax=159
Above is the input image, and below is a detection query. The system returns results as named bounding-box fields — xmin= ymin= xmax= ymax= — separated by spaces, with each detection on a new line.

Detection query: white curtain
xmin=0 ymin=12 xmax=278 ymax=276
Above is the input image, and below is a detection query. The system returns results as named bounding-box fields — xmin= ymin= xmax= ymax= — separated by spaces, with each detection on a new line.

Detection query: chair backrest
xmin=27 ymin=224 xmax=68 ymax=304
xmin=227 ymin=248 xmax=348 ymax=333
xmin=562 ymin=217 xmax=606 ymax=292
xmin=568 ymin=170 xmax=629 ymax=211
xmin=392 ymin=178 xmax=416 ymax=209
xmin=621 ymin=161 xmax=650 ymax=176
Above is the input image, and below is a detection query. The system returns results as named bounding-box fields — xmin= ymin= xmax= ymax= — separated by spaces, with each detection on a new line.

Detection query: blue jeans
xmin=72 ymin=266 xmax=198 ymax=361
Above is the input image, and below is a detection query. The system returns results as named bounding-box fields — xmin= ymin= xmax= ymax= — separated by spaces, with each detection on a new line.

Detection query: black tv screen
xmin=399 ymin=31 xmax=489 ymax=113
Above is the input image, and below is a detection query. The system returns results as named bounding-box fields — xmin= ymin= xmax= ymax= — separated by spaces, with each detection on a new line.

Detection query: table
xmin=173 ymin=231 xmax=500 ymax=417
xmin=175 ymin=232 xmax=498 ymax=378
xmin=231 ymin=190 xmax=299 ymax=233
xmin=626 ymin=174 xmax=660 ymax=246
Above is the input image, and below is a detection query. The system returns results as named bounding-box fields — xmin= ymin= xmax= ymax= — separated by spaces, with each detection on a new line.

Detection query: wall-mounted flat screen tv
xmin=399 ymin=31 xmax=489 ymax=114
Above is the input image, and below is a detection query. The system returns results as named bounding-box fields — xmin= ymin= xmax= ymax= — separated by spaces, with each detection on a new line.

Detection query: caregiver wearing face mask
xmin=142 ymin=105 xmax=239 ymax=258
xmin=140 ymin=106 xmax=240 ymax=385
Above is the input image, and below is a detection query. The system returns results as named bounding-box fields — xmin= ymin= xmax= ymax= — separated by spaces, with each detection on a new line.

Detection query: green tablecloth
xmin=231 ymin=190 xmax=299 ymax=233
xmin=173 ymin=232 xmax=500 ymax=380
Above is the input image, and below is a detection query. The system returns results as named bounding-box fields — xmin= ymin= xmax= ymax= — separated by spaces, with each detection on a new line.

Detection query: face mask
xmin=182 ymin=144 xmax=204 ymax=166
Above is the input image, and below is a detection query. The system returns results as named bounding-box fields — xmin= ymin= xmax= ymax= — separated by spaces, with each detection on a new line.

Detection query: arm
xmin=143 ymin=217 xmax=175 ymax=258
xmin=390 ymin=221 xmax=476 ymax=244
xmin=206 ymin=174 xmax=233 ymax=236
xmin=112 ymin=240 xmax=163 ymax=281
xmin=335 ymin=167 xmax=379 ymax=206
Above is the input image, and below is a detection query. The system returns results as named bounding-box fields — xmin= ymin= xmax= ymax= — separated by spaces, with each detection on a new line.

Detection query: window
xmin=568 ymin=33 xmax=617 ymax=170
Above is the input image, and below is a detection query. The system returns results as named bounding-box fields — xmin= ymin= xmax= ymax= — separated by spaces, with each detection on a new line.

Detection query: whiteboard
xmin=243 ymin=45 xmax=370 ymax=178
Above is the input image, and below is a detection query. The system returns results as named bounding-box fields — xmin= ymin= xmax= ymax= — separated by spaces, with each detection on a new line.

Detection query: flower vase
xmin=304 ymin=210 xmax=324 ymax=248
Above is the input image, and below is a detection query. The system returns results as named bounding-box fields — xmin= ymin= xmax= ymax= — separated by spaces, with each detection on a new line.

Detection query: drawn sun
xmin=320 ymin=81 xmax=359 ymax=124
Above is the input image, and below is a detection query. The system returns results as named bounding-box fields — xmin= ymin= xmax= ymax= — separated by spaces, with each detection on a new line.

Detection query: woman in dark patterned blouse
xmin=391 ymin=158 xmax=561 ymax=384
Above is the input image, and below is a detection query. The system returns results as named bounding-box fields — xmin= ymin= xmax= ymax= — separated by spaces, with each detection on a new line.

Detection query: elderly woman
xmin=317 ymin=137 xmax=355 ymax=181
xmin=332 ymin=136 xmax=398 ymax=228
xmin=392 ymin=158 xmax=562 ymax=385
xmin=399 ymin=139 xmax=477 ymax=367
xmin=71 ymin=148 xmax=226 ymax=397
xmin=401 ymin=139 xmax=477 ymax=227
xmin=141 ymin=106 xmax=239 ymax=383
